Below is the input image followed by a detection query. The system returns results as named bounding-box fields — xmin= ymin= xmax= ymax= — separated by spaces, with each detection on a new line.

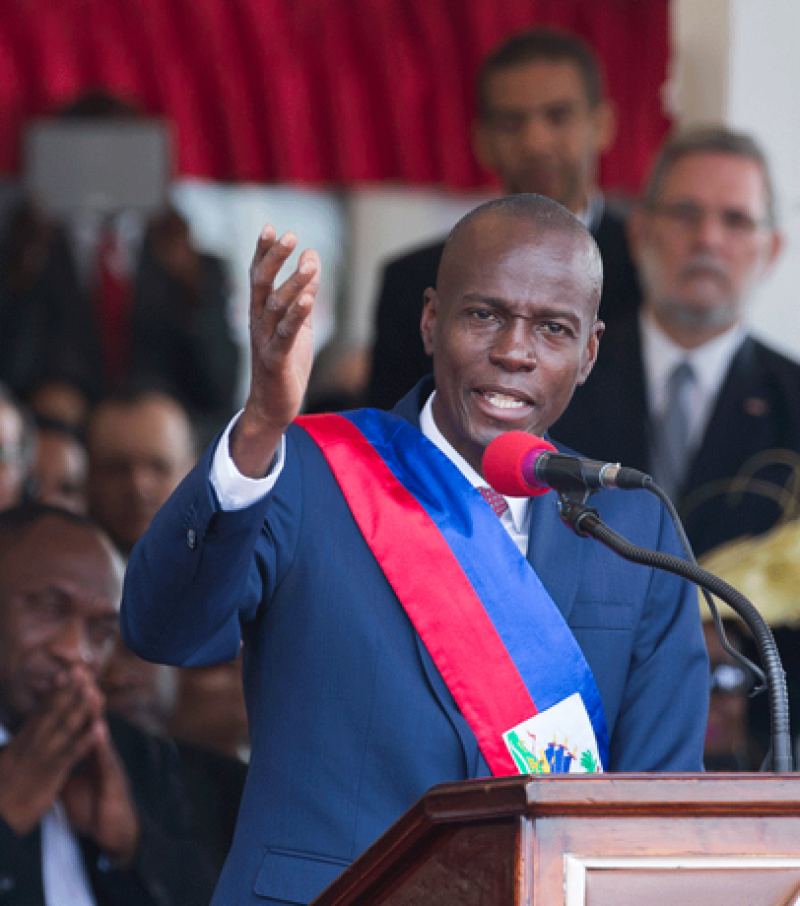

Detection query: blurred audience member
xmin=553 ymin=126 xmax=793 ymax=558
xmin=102 ymin=613 xmax=249 ymax=766
xmin=365 ymin=26 xmax=639 ymax=409
xmin=100 ymin=639 xmax=247 ymax=874
xmin=87 ymin=389 xmax=247 ymax=871
xmin=0 ymin=91 xmax=240 ymax=443
xmin=702 ymin=619 xmax=761 ymax=771
xmin=26 ymin=378 xmax=90 ymax=432
xmin=86 ymin=389 xmax=197 ymax=556
xmin=0 ymin=383 xmax=35 ymax=511
xmin=168 ymin=656 xmax=250 ymax=762
xmin=30 ymin=415 xmax=88 ymax=513
xmin=101 ymin=638 xmax=177 ymax=737
xmin=0 ymin=503 xmax=217 ymax=904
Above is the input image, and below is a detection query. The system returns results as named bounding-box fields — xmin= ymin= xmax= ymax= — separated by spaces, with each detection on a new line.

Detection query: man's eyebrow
xmin=461 ymin=294 xmax=584 ymax=327
xmin=461 ymin=293 xmax=507 ymax=306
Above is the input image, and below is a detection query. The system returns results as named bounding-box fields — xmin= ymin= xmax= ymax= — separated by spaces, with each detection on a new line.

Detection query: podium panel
xmin=312 ymin=775 xmax=800 ymax=906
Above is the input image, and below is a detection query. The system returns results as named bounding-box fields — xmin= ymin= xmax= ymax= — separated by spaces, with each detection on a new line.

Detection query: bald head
xmin=436 ymin=194 xmax=603 ymax=311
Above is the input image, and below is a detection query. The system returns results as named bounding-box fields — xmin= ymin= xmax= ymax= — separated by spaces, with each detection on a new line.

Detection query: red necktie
xmin=94 ymin=224 xmax=131 ymax=386
xmin=479 ymin=486 xmax=508 ymax=518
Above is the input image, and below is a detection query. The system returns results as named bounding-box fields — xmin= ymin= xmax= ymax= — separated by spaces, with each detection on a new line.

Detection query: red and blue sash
xmin=295 ymin=409 xmax=609 ymax=775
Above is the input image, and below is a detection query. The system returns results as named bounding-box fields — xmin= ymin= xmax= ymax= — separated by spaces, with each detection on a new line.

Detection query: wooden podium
xmin=312 ymin=774 xmax=800 ymax=905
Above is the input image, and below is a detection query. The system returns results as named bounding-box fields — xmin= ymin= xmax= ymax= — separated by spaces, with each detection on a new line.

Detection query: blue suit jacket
xmin=121 ymin=380 xmax=709 ymax=905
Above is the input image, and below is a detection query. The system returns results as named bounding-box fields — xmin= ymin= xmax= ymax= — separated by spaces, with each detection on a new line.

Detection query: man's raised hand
xmin=232 ymin=225 xmax=321 ymax=478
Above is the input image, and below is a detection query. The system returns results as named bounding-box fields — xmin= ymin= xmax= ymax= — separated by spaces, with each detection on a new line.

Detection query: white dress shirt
xmin=0 ymin=725 xmax=96 ymax=906
xmin=210 ymin=392 xmax=533 ymax=555
xmin=639 ymin=310 xmax=747 ymax=453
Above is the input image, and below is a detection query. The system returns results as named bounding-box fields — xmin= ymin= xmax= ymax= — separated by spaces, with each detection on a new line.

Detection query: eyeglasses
xmin=648 ymin=202 xmax=771 ymax=237
xmin=709 ymin=662 xmax=754 ymax=695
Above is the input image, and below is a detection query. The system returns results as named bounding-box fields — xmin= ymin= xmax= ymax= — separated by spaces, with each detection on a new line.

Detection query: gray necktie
xmin=651 ymin=360 xmax=696 ymax=499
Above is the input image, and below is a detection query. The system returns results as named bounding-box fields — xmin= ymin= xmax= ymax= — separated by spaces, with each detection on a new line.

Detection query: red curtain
xmin=0 ymin=0 xmax=670 ymax=192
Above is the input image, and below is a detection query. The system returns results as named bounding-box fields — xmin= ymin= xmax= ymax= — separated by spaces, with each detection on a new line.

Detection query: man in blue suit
xmin=121 ymin=195 xmax=709 ymax=905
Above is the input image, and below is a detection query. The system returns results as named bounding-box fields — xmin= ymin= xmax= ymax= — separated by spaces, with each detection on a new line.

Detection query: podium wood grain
xmin=312 ymin=775 xmax=800 ymax=905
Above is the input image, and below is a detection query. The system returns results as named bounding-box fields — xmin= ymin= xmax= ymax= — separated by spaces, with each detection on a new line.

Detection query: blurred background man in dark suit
xmin=552 ymin=126 xmax=793 ymax=561
xmin=365 ymin=27 xmax=641 ymax=409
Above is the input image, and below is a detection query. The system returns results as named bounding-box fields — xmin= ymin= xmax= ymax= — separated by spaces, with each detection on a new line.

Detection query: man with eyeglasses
xmin=553 ymin=125 xmax=800 ymax=559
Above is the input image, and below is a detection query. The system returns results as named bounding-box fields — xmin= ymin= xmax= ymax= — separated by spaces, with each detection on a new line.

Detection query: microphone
xmin=482 ymin=432 xmax=650 ymax=497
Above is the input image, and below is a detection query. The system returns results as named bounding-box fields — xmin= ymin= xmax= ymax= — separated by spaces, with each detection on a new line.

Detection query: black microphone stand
xmin=556 ymin=491 xmax=793 ymax=774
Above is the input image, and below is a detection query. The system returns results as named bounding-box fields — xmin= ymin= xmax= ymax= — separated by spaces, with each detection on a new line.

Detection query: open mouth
xmin=476 ymin=389 xmax=535 ymax=417
xmin=482 ymin=391 xmax=527 ymax=410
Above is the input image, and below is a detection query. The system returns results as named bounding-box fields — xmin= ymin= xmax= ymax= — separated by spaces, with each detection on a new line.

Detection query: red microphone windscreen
xmin=482 ymin=432 xmax=556 ymax=496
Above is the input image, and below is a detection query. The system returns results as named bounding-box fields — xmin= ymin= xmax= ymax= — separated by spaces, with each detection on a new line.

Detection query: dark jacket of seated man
xmin=0 ymin=715 xmax=217 ymax=906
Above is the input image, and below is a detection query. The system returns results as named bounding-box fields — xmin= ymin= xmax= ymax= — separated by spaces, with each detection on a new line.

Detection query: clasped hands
xmin=0 ymin=665 xmax=140 ymax=869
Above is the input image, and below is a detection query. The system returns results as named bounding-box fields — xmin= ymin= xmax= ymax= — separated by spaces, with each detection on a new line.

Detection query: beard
xmin=640 ymin=251 xmax=743 ymax=333
xmin=652 ymin=295 xmax=740 ymax=332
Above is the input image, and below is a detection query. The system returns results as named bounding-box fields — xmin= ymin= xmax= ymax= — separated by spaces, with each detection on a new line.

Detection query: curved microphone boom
xmin=482 ymin=431 xmax=651 ymax=497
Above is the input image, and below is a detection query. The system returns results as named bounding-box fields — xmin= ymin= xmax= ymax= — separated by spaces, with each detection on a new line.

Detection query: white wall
xmin=342 ymin=187 xmax=496 ymax=348
xmin=671 ymin=0 xmax=800 ymax=363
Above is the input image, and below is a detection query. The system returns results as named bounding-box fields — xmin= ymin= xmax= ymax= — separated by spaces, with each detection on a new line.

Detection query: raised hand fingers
xmin=250 ymin=226 xmax=298 ymax=312
xmin=250 ymin=224 xmax=320 ymax=349
xmin=235 ymin=224 xmax=321 ymax=460
xmin=263 ymin=248 xmax=320 ymax=344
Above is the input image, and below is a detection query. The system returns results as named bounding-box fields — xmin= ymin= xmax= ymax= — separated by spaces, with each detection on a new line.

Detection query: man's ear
xmin=420 ymin=288 xmax=438 ymax=356
xmin=577 ymin=319 xmax=604 ymax=386
xmin=764 ymin=229 xmax=785 ymax=273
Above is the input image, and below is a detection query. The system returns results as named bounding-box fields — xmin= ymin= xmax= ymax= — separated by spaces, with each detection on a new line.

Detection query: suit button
xmin=186 ymin=528 xmax=197 ymax=550
xmin=0 ymin=875 xmax=15 ymax=892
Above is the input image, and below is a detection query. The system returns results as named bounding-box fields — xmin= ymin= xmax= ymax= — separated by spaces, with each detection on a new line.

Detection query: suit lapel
xmin=526 ymin=493 xmax=584 ymax=624
xmin=682 ymin=337 xmax=768 ymax=494
xmin=615 ymin=322 xmax=652 ymax=472
xmin=412 ymin=634 xmax=482 ymax=773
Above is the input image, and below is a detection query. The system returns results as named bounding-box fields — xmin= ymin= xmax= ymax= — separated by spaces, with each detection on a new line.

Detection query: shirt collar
xmin=640 ymin=309 xmax=747 ymax=415
xmin=419 ymin=391 xmax=530 ymax=535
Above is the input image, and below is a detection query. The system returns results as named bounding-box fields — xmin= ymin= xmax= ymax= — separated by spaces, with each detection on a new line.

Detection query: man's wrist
xmin=210 ymin=412 xmax=286 ymax=511
xmin=230 ymin=408 xmax=285 ymax=479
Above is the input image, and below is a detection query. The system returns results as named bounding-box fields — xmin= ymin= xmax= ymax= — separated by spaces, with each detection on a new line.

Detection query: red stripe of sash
xmin=297 ymin=413 xmax=537 ymax=775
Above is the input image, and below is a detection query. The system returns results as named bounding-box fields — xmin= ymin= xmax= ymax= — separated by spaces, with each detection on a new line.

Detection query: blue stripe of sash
xmin=343 ymin=408 xmax=609 ymax=768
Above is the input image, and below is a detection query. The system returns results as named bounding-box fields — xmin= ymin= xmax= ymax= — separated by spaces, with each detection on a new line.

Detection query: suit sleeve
xmin=607 ymin=504 xmax=710 ymax=771
xmin=120 ymin=437 xmax=288 ymax=667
